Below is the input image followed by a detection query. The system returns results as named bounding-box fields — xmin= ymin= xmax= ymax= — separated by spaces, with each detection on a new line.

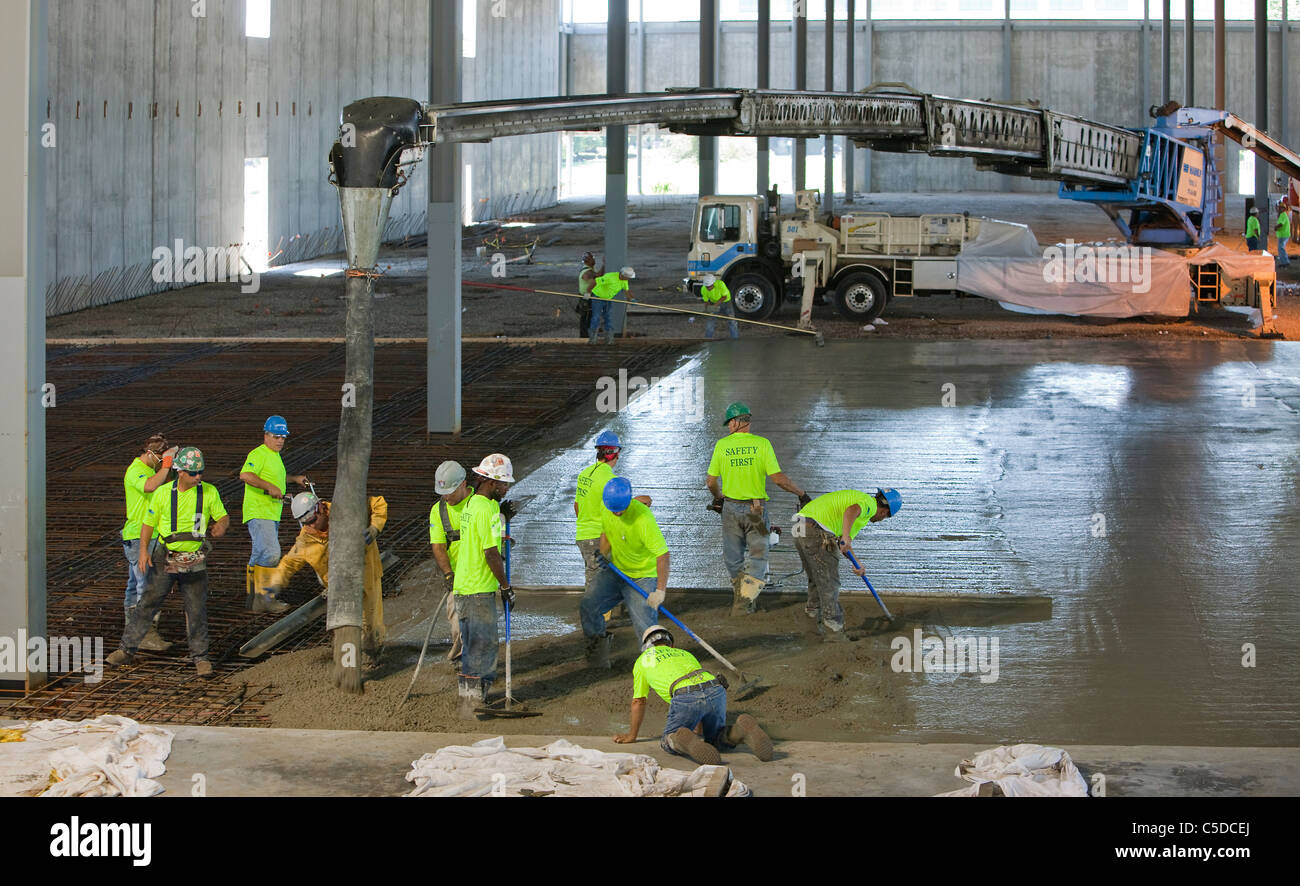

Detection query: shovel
xmin=606 ymin=562 xmax=766 ymax=700
xmin=477 ymin=519 xmax=541 ymax=719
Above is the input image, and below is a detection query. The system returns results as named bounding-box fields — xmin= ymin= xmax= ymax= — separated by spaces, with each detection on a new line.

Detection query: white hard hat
xmin=472 ymin=453 xmax=515 ymax=484
xmin=291 ymin=491 xmax=320 ymax=523
xmin=435 ymin=460 xmax=466 ymax=495
xmin=620 ymin=266 xmax=636 ymax=279
xmin=641 ymin=625 xmax=674 ymax=650
xmin=703 ymin=274 xmax=717 ymax=286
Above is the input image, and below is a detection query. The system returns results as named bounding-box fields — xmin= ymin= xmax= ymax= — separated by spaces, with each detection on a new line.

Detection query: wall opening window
xmin=246 ymin=0 xmax=271 ymax=38
xmin=244 ymin=157 xmax=270 ymax=273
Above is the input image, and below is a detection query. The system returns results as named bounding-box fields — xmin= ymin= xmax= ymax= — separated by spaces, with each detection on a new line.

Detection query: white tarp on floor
xmin=404 ymin=736 xmax=750 ymax=797
xmin=936 ymin=743 xmax=1090 ymax=797
xmin=0 ymin=715 xmax=173 ymax=797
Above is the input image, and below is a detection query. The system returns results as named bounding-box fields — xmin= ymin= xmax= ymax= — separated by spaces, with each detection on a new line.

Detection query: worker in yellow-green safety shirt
xmin=706 ymin=401 xmax=811 ymax=616
xmin=430 ymin=460 xmax=475 ymax=662
xmin=121 ymin=433 xmax=179 ymax=651
xmin=614 ymin=625 xmax=774 ymax=767
xmin=1245 ymin=207 xmax=1261 ymax=252
xmin=574 ymin=432 xmax=651 ymax=630
xmin=1275 ymin=199 xmax=1292 ymax=267
xmin=794 ymin=488 xmax=901 ymax=640
xmin=107 ymin=447 xmax=230 ymax=679
xmin=240 ymin=415 xmax=310 ymax=613
xmin=699 ymin=274 xmax=739 ymax=340
xmin=588 ymin=266 xmax=635 ymax=345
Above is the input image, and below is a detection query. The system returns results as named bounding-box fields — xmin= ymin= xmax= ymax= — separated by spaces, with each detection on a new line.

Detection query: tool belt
xmin=164 ymin=483 xmax=209 ymax=572
xmin=670 ymin=669 xmax=719 ymax=697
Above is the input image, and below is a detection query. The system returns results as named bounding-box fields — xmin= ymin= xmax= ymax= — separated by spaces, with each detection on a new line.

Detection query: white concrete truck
xmin=685 ymin=188 xmax=1033 ymax=324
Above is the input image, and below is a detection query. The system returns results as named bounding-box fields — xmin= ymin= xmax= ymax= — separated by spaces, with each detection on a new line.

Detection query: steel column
xmin=1214 ymin=0 xmax=1225 ymax=229
xmin=795 ymin=4 xmax=807 ymax=192
xmin=1184 ymin=0 xmax=1194 ymax=105
xmin=1162 ymin=0 xmax=1171 ymax=104
xmin=1255 ymin=0 xmax=1269 ymax=235
xmin=608 ymin=0 xmax=629 ymax=335
xmin=824 ymin=0 xmax=834 ymax=213
xmin=845 ymin=0 xmax=855 ymax=203
xmin=700 ymin=0 xmax=718 ymax=197
xmin=757 ymin=0 xmax=770 ymax=194
xmin=427 ymin=0 xmax=461 ymax=433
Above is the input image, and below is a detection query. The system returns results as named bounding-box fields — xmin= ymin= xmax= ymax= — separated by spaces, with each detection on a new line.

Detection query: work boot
xmin=138 ymin=611 xmax=174 ymax=652
xmin=697 ymin=766 xmax=733 ymax=797
xmin=194 ymin=659 xmax=214 ymax=678
xmin=584 ymin=633 xmax=612 ymax=669
xmin=251 ymin=592 xmax=290 ymax=614
xmin=458 ymin=678 xmax=483 ymax=721
xmin=106 ymin=649 xmax=133 ymax=668
xmin=731 ymin=575 xmax=763 ymax=616
xmin=726 ymin=713 xmax=775 ymax=762
xmin=669 ymin=727 xmax=722 ymax=766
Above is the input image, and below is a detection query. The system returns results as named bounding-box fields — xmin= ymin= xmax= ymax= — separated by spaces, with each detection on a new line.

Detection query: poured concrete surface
xmin=503 ymin=338 xmax=1300 ymax=748
xmin=143 ymin=724 xmax=1300 ymax=797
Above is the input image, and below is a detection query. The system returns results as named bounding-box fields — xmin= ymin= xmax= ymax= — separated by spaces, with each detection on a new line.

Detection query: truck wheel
xmin=729 ymin=272 xmax=779 ymax=321
xmin=833 ymin=271 xmax=888 ymax=323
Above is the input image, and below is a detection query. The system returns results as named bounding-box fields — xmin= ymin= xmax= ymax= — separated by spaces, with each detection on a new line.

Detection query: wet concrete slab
xmin=137 ymin=724 xmax=1300 ymax=797
xmin=501 ymin=339 xmax=1300 ymax=748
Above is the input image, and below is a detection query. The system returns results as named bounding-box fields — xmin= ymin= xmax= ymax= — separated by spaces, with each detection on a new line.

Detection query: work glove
xmin=363 ymin=526 xmax=378 ymax=545
xmin=499 ymin=500 xmax=518 ymax=522
xmin=500 ymin=585 xmax=516 ymax=610
xmin=797 ymin=492 xmax=813 ymax=508
xmin=646 ymin=589 xmax=666 ymax=611
xmin=706 ymin=497 xmax=724 ymax=514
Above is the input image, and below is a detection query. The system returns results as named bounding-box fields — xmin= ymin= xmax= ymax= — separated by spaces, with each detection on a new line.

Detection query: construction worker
xmin=706 ymin=402 xmax=811 ymax=616
xmin=574 ymin=433 xmax=651 ymax=627
xmin=454 ymin=453 xmax=515 ymax=717
xmin=614 ymin=625 xmax=774 ymax=766
xmin=588 ymin=266 xmax=635 ymax=345
xmin=1276 ymin=200 xmax=1292 ymax=267
xmin=581 ymin=477 xmax=665 ymax=669
xmin=240 ymin=415 xmax=309 ymax=611
xmin=699 ymin=274 xmax=739 ymax=340
xmin=107 ymin=447 xmax=229 ymax=678
xmin=577 ymin=251 xmax=602 ymax=338
xmin=121 ymin=434 xmax=179 ymax=651
xmin=430 ymin=460 xmax=474 ymax=662
xmin=1245 ymin=207 xmax=1262 ymax=252
xmin=257 ymin=490 xmax=388 ymax=654
xmin=794 ymin=488 xmax=901 ymax=639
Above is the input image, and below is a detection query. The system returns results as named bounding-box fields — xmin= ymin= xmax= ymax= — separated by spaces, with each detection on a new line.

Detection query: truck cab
xmin=686 ymin=191 xmax=786 ymax=319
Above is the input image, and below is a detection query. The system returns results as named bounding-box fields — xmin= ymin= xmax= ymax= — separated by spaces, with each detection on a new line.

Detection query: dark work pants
xmin=122 ymin=567 xmax=210 ymax=661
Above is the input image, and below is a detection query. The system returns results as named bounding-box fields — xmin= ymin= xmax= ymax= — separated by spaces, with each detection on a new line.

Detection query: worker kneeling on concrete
xmin=614 ymin=626 xmax=774 ymax=765
xmin=107 ymin=447 xmax=229 ymax=678
xmin=256 ymin=489 xmax=388 ymax=654
xmin=794 ymin=488 xmax=901 ymax=638
xmin=581 ymin=477 xmax=665 ymax=668
xmin=454 ymin=454 xmax=516 ymax=717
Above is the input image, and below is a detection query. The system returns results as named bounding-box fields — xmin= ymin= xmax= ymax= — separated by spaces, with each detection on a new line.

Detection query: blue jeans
xmin=123 ymin=567 xmax=210 ymax=660
xmin=1277 ymin=238 xmax=1291 ymax=266
xmin=121 ymin=538 xmax=161 ymax=610
xmin=721 ymin=499 xmax=769 ymax=582
xmin=579 ymin=567 xmax=658 ymax=640
xmin=588 ymin=299 xmax=615 ymax=343
xmin=456 ymin=592 xmax=498 ymax=686
xmin=704 ymin=300 xmax=739 ymax=339
xmin=247 ymin=519 xmax=281 ymax=567
xmin=661 ymin=682 xmax=728 ymax=754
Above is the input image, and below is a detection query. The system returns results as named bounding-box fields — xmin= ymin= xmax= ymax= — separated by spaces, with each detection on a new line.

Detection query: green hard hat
xmin=723 ymin=402 xmax=752 ymax=425
xmin=175 ymin=446 xmax=205 ymax=473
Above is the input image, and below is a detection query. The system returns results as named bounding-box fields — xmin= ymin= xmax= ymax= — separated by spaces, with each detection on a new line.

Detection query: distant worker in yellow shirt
xmin=430 ymin=460 xmax=474 ymax=662
xmin=699 ymin=274 xmax=739 ymax=340
xmin=588 ymin=266 xmax=635 ymax=345
xmin=240 ymin=415 xmax=310 ymax=612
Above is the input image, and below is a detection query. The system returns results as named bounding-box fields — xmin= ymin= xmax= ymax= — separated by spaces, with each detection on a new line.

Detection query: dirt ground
xmin=47 ymin=192 xmax=1300 ymax=342
xmin=236 ymin=567 xmax=916 ymax=744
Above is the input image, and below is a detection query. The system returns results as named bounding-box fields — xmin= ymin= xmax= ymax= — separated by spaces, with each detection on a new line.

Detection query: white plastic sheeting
xmin=0 ymin=715 xmax=173 ymax=797
xmin=936 ymin=743 xmax=1090 ymax=797
xmin=404 ymin=736 xmax=750 ymax=797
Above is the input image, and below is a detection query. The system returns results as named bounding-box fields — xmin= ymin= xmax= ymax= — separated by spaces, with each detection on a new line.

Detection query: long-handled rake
xmin=607 ymin=562 xmax=766 ymax=700
xmin=842 ymin=549 xmax=895 ymax=623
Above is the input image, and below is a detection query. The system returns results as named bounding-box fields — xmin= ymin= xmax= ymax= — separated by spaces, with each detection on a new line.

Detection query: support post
xmin=1213 ymin=0 xmax=1225 ymax=229
xmin=794 ymin=3 xmax=807 ymax=192
xmin=824 ymin=0 xmax=834 ymax=214
xmin=427 ymin=0 xmax=461 ymax=434
xmin=1162 ymin=0 xmax=1171 ymax=105
xmin=1255 ymin=0 xmax=1269 ymax=237
xmin=757 ymin=0 xmax=770 ymax=195
xmin=699 ymin=0 xmax=718 ymax=198
xmin=845 ymin=0 xmax=855 ymax=203
xmin=1184 ymin=0 xmax=1194 ymax=106
xmin=608 ymin=0 xmax=629 ymax=335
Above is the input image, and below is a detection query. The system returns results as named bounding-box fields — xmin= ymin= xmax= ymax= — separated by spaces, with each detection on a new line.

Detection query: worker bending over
xmin=240 ymin=415 xmax=309 ymax=612
xmin=588 ymin=266 xmax=635 ymax=345
xmin=453 ymin=454 xmax=516 ymax=717
xmin=706 ymin=402 xmax=810 ymax=615
xmin=107 ymin=447 xmax=229 ymax=678
xmin=257 ymin=489 xmax=388 ymax=656
xmin=614 ymin=625 xmax=773 ymax=766
xmin=795 ymin=488 xmax=901 ymax=639
xmin=581 ymin=477 xmax=664 ymax=669
xmin=121 ymin=433 xmax=179 ymax=651
xmin=699 ymin=274 xmax=739 ymax=340
xmin=430 ymin=460 xmax=474 ymax=662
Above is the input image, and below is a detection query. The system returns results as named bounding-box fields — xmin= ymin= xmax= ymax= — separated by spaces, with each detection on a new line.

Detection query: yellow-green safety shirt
xmin=145 ymin=481 xmax=228 ymax=552
xmin=429 ymin=491 xmax=475 ymax=566
xmin=122 ymin=457 xmax=158 ymax=541
xmin=242 ymin=444 xmax=287 ymax=523
xmin=453 ymin=494 xmax=504 ymax=596
xmin=1245 ymin=216 xmax=1261 ymax=239
xmin=1279 ymin=210 xmax=1293 ymax=239
xmin=574 ymin=461 xmax=615 ymax=542
xmin=707 ymin=432 xmax=781 ymax=501
xmin=701 ymin=279 xmax=731 ymax=304
xmin=600 ymin=499 xmax=668 ymax=579
xmin=797 ymin=489 xmax=878 ymax=540
xmin=579 ymin=264 xmax=597 ymax=296
xmin=633 ymin=645 xmax=714 ymax=703
xmin=592 ymin=272 xmax=629 ymax=300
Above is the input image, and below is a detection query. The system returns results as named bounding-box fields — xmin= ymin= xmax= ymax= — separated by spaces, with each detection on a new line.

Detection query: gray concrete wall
xmin=44 ymin=0 xmax=560 ymax=316
xmin=567 ymin=19 xmax=1300 ymax=198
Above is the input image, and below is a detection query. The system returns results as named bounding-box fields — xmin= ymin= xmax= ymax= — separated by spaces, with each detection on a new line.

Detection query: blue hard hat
xmin=594 ymin=431 xmax=622 ymax=449
xmin=876 ymin=487 xmax=901 ymax=517
xmin=602 ymin=477 xmax=633 ymax=512
xmin=264 ymin=415 xmax=290 ymax=436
